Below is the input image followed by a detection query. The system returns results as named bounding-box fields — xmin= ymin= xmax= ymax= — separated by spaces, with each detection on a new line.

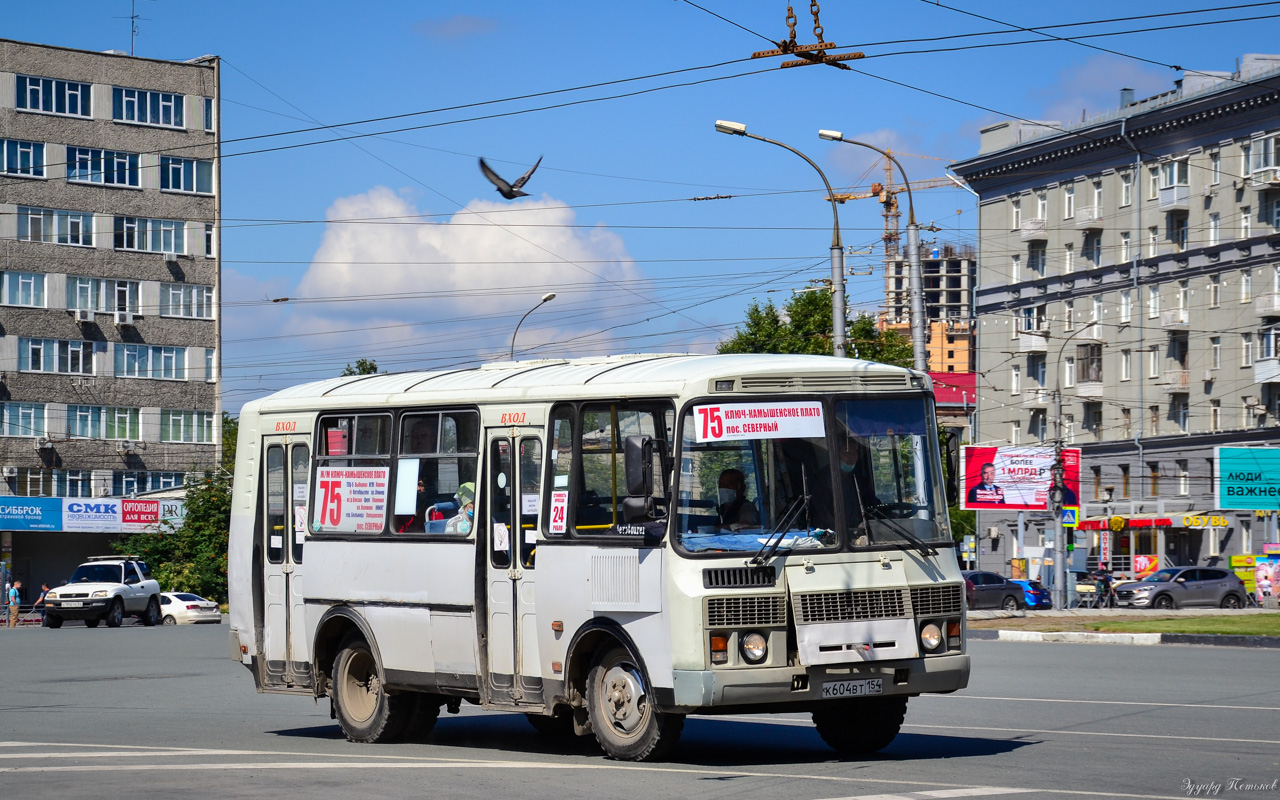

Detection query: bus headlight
xmin=920 ymin=623 xmax=943 ymax=652
xmin=740 ymin=632 xmax=768 ymax=663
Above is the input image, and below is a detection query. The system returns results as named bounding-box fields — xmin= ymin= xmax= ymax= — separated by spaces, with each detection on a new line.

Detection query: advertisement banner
xmin=0 ymin=497 xmax=62 ymax=531
xmin=312 ymin=467 xmax=389 ymax=533
xmin=961 ymin=446 xmax=1081 ymax=511
xmin=1232 ymin=553 xmax=1279 ymax=602
xmin=1216 ymin=447 xmax=1280 ymax=510
xmin=691 ymin=402 xmax=824 ymax=443
xmin=62 ymin=499 xmax=121 ymax=532
xmin=120 ymin=499 xmax=186 ymax=533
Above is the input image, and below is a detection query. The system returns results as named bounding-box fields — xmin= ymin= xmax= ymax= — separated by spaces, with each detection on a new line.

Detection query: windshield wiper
xmin=751 ymin=466 xmax=811 ymax=566
xmin=861 ymin=502 xmax=938 ymax=558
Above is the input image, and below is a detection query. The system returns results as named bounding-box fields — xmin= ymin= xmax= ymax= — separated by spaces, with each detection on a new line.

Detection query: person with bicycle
xmin=1094 ymin=565 xmax=1116 ymax=609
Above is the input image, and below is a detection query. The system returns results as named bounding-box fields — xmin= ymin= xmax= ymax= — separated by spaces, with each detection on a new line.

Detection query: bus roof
xmin=249 ymin=353 xmax=923 ymax=413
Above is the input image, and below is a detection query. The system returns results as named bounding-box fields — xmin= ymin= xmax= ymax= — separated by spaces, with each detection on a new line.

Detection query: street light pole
xmin=715 ymin=121 xmax=847 ymax=358
xmin=819 ymin=131 xmax=927 ymax=372
xmin=510 ymin=292 xmax=556 ymax=360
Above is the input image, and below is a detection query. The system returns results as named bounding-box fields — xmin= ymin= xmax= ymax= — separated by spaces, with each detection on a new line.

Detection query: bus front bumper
xmin=669 ymin=652 xmax=969 ymax=712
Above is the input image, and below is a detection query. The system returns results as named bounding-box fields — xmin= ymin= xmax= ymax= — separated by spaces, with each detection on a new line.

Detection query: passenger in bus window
xmin=837 ymin=434 xmax=880 ymax=536
xmin=444 ymin=482 xmax=476 ymax=534
xmin=716 ymin=469 xmax=760 ymax=531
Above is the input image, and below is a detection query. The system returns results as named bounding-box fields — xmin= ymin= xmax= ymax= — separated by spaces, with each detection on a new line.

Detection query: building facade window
xmin=1120 ymin=232 xmax=1130 ymax=263
xmin=1011 ymin=198 xmax=1021 ymax=228
xmin=1148 ymin=165 xmax=1159 ymax=199
xmin=1209 ymin=212 xmax=1220 ymax=246
xmin=1211 ymin=151 xmax=1221 ymax=184
xmin=1242 ymin=206 xmax=1252 ymax=239
xmin=1177 ymin=459 xmax=1189 ymax=495
xmin=113 ymin=344 xmax=187 ymax=380
xmin=1064 ymin=356 xmax=1075 ymax=388
xmin=57 ymin=470 xmax=92 ymax=498
xmin=1211 ymin=400 xmax=1221 ymax=432
xmin=1243 ymin=332 xmax=1255 ymax=367
xmin=16 ymin=74 xmax=91 ymax=117
xmin=112 ymin=86 xmax=184 ymax=127
xmin=1063 ymin=183 xmax=1075 ymax=218
xmin=1147 ymin=285 xmax=1160 ymax=318
xmin=1010 ymin=364 xmax=1021 ymax=395
xmin=1211 ymin=336 xmax=1221 ymax=369
xmin=1121 ymin=408 xmax=1132 ymax=438
xmin=1120 ymin=464 xmax=1131 ymax=498
xmin=1121 ymin=349 xmax=1132 ymax=381
xmin=160 ymin=410 xmax=215 ymax=443
xmin=1242 ymin=268 xmax=1253 ymax=302
xmin=67 ymin=147 xmax=140 ymax=187
xmin=1063 ymin=243 xmax=1074 ymax=273
xmin=113 ymin=217 xmax=185 ymax=254
xmin=105 ymin=407 xmax=140 ymax=440
xmin=2 ymin=139 xmax=46 ymax=177
xmin=205 ymin=348 xmax=216 ymax=382
xmin=1121 ymin=172 xmax=1132 ymax=206
xmin=2 ymin=271 xmax=46 ymax=307
xmin=159 ymin=283 xmax=214 ymax=318
xmin=1028 ymin=244 xmax=1046 ymax=276
xmin=1064 ymin=300 xmax=1075 ymax=331
xmin=66 ymin=405 xmax=103 ymax=438
xmin=1149 ymin=405 xmax=1160 ymax=436
xmin=1209 ymin=274 xmax=1221 ymax=307
xmin=1147 ymin=226 xmax=1159 ymax=257
xmin=17 ymin=207 xmax=94 ymax=246
xmin=1148 ymin=344 xmax=1160 ymax=378
xmin=1120 ymin=289 xmax=1131 ymax=322
xmin=1011 ymin=420 xmax=1021 ymax=445
xmin=19 ymin=338 xmax=94 ymax=374
xmin=159 ymin=156 xmax=214 ymax=194
xmin=1160 ymin=159 xmax=1189 ymax=188
xmin=2 ymin=402 xmax=46 ymax=437
xmin=1148 ymin=463 xmax=1160 ymax=496
xmin=204 ymin=97 xmax=215 ymax=132
xmin=204 ymin=224 xmax=215 ymax=257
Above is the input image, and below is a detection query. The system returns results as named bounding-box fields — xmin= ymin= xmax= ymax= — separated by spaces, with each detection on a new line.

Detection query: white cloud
xmin=289 ymin=186 xmax=642 ymax=359
xmin=1033 ymin=55 xmax=1170 ymax=128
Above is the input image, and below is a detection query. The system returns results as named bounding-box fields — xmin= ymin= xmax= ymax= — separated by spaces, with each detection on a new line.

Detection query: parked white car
xmin=160 ymin=592 xmax=222 ymax=625
xmin=44 ymin=556 xmax=162 ymax=628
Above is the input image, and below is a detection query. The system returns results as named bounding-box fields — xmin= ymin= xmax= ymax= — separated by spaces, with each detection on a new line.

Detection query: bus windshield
xmin=673 ymin=396 xmax=949 ymax=554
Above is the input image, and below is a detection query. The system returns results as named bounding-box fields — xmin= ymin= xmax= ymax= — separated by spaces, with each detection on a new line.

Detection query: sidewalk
xmin=967 ymin=607 xmax=1280 ymax=648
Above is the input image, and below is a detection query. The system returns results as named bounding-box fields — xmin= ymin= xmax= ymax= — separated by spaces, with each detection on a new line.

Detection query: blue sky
xmin=6 ymin=1 xmax=1274 ymax=410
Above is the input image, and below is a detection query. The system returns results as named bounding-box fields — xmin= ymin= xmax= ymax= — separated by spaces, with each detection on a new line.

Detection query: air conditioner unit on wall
xmin=164 ymin=252 xmax=179 ymax=264
xmin=116 ymin=440 xmax=134 ymax=454
xmin=114 ymin=310 xmax=134 ymax=326
xmin=1 ymin=467 xmax=17 ymax=478
xmin=74 ymin=308 xmax=93 ymax=323
xmin=34 ymin=437 xmax=52 ymax=450
xmin=987 ymin=526 xmax=1001 ymax=540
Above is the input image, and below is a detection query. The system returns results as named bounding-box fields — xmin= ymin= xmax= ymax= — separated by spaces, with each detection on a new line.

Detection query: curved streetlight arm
xmin=818 ymin=132 xmax=915 ymax=226
xmin=510 ymin=293 xmax=556 ymax=360
xmin=732 ymin=131 xmax=842 ymax=249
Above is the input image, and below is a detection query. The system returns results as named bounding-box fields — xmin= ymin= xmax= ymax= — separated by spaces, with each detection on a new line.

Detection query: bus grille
xmin=706 ymin=595 xmax=787 ymax=628
xmin=794 ymin=589 xmax=908 ymax=623
xmin=910 ymin=584 xmax=964 ymax=616
xmin=703 ymin=566 xmax=777 ymax=589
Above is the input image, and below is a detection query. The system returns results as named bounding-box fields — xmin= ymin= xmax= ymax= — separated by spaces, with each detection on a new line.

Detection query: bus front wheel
xmin=812 ymin=695 xmax=907 ymax=756
xmin=332 ymin=635 xmax=412 ymax=743
xmin=586 ymin=644 xmax=683 ymax=761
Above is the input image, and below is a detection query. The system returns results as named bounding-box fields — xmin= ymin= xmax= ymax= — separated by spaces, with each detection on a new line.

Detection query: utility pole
xmin=1051 ymin=390 xmax=1067 ymax=609
xmin=906 ymin=220 xmax=927 ymax=372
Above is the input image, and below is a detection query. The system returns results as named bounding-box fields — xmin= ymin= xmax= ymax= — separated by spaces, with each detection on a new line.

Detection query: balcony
xmin=1256 ymin=358 xmax=1280 ymax=384
xmin=1075 ymin=380 xmax=1104 ymax=398
xmin=1022 ymin=390 xmax=1050 ymax=408
xmin=1255 ymin=293 xmax=1280 ymax=318
xmin=1160 ymin=309 xmax=1189 ymax=329
xmin=1163 ymin=369 xmax=1190 ymax=393
xmin=1251 ymin=167 xmax=1280 ymax=188
xmin=1018 ymin=331 xmax=1048 ymax=352
xmin=1158 ymin=184 xmax=1189 ymax=211
xmin=1074 ymin=206 xmax=1104 ymax=230
xmin=1018 ymin=218 xmax=1047 ymax=242
xmin=1075 ymin=323 xmax=1105 ymax=342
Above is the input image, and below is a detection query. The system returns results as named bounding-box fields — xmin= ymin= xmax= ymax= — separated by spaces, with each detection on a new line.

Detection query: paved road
xmin=1 ymin=623 xmax=1276 ymax=799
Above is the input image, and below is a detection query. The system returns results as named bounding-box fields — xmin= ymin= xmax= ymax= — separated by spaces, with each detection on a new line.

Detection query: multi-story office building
xmin=0 ymin=40 xmax=220 ymax=588
xmin=881 ymin=244 xmax=977 ymax=373
xmin=953 ymin=54 xmax=1280 ymax=577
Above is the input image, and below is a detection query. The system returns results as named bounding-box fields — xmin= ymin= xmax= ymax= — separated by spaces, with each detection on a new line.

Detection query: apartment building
xmin=881 ymin=244 xmax=977 ymax=373
xmin=952 ymin=54 xmax=1280 ymax=577
xmin=0 ymin=40 xmax=220 ymax=587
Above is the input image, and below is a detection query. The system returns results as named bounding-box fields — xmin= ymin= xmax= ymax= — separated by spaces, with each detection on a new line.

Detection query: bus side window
xmin=519 ymin=437 xmax=542 ymax=566
xmin=489 ymin=438 xmax=513 ymax=568
xmin=576 ymin=404 xmax=660 ymax=536
xmin=265 ymin=445 xmax=285 ymax=563
xmin=545 ymin=407 xmax=573 ymax=536
xmin=394 ymin=411 xmax=479 ymax=534
xmin=290 ymin=444 xmax=309 ymax=562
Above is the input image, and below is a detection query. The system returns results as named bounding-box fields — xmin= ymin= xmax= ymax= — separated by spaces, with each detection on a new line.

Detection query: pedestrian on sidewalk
xmin=32 ymin=584 xmax=50 ymax=626
xmin=7 ymin=580 xmax=21 ymax=628
xmin=1094 ymin=566 xmax=1115 ymax=609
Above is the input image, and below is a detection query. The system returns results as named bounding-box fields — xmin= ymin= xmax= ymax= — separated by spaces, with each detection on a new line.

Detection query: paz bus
xmin=227 ymin=353 xmax=969 ymax=761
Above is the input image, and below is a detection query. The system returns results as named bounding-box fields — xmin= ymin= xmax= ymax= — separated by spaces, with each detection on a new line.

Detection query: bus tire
xmin=586 ymin=644 xmax=683 ymax=761
xmin=404 ymin=693 xmax=443 ymax=739
xmin=331 ymin=635 xmax=412 ymax=743
xmin=526 ymin=709 xmax=575 ymax=736
xmin=812 ymin=695 xmax=907 ymax=756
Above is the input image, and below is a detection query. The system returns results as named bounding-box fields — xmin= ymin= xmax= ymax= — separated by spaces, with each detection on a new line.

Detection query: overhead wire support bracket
xmin=750 ymin=3 xmax=863 ymax=70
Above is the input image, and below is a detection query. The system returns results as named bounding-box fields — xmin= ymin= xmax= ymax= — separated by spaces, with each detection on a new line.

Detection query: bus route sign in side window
xmin=314 ymin=414 xmax=391 ymax=534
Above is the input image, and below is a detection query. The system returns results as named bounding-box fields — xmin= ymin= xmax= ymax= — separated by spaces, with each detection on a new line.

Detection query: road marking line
xmin=817 ymin=790 xmax=1036 ymax=800
xmin=903 ymin=723 xmax=1280 ymax=746
xmin=0 ymin=754 xmax=1212 ymax=797
xmin=922 ymin=694 xmax=1280 ymax=712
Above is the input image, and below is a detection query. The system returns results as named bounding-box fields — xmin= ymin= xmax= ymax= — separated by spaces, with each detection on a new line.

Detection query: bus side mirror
xmin=625 ymin=435 xmax=653 ymax=497
xmin=943 ymin=430 xmax=960 ymax=506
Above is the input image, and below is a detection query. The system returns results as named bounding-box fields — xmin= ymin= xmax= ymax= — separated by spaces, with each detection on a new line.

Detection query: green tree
xmin=113 ymin=472 xmax=231 ymax=601
xmin=221 ymin=411 xmax=238 ymax=473
xmin=718 ymin=290 xmax=913 ymax=368
xmin=341 ymin=358 xmax=384 ymax=376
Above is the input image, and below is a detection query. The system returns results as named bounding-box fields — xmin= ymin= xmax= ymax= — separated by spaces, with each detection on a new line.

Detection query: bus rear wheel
xmin=332 ymin=635 xmax=412 ymax=743
xmin=812 ymin=695 xmax=907 ymax=756
xmin=586 ymin=644 xmax=683 ymax=761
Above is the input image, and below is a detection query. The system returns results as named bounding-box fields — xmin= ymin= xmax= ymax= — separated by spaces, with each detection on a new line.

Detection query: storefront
xmin=1077 ymin=513 xmax=1237 ymax=578
xmin=0 ymin=496 xmax=184 ymax=601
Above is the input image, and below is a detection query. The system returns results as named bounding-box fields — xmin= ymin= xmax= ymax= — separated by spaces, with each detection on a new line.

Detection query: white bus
xmin=228 ymin=353 xmax=969 ymax=761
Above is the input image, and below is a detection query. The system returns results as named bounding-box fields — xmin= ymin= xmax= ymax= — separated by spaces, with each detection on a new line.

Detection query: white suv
xmin=44 ymin=556 xmax=163 ymax=629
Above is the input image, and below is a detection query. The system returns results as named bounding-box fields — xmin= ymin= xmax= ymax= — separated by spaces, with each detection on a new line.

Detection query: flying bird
xmin=479 ymin=156 xmax=542 ymax=199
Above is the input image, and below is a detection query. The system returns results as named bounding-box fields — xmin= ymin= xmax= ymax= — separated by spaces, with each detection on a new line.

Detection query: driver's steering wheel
xmin=872 ymin=501 xmax=918 ymax=519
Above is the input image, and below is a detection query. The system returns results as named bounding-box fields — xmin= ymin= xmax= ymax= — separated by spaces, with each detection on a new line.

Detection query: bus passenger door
xmin=483 ymin=430 xmax=544 ymax=705
xmin=261 ymin=435 xmax=312 ymax=687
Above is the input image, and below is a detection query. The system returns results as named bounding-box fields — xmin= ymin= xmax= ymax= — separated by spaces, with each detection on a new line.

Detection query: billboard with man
xmin=961 ymin=446 xmax=1081 ymax=511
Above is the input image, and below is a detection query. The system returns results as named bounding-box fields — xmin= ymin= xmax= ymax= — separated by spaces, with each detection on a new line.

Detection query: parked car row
xmin=39 ymin=556 xmax=222 ymax=629
xmin=963 ymin=566 xmax=1248 ymax=611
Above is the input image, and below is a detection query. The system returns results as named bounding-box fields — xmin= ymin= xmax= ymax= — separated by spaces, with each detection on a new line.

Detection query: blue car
xmin=1009 ymin=579 xmax=1053 ymax=609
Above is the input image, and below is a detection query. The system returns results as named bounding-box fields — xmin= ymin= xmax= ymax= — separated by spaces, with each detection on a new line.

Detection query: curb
xmin=968 ymin=629 xmax=1280 ymax=648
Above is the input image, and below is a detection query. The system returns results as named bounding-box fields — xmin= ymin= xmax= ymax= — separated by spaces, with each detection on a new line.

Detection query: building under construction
xmin=881 ymin=243 xmax=977 ymax=373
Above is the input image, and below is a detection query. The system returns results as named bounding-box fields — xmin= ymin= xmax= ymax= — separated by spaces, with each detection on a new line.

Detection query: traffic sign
xmin=1061 ymin=506 xmax=1079 ymax=527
